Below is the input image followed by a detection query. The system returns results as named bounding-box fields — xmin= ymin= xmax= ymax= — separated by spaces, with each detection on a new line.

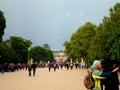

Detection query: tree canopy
xmin=0 ymin=11 xmax=6 ymax=42
xmin=64 ymin=22 xmax=96 ymax=63
xmin=29 ymin=46 xmax=54 ymax=63
xmin=64 ymin=3 xmax=120 ymax=63
xmin=10 ymin=36 xmax=32 ymax=63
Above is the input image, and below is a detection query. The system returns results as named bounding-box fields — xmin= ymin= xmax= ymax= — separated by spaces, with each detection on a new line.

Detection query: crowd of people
xmin=1 ymin=59 xmax=120 ymax=90
xmin=0 ymin=61 xmax=89 ymax=75
xmin=45 ymin=61 xmax=89 ymax=72
xmin=0 ymin=61 xmax=38 ymax=77
xmin=0 ymin=63 xmax=27 ymax=74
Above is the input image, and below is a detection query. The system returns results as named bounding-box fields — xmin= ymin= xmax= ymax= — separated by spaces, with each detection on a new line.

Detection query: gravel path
xmin=0 ymin=68 xmax=88 ymax=90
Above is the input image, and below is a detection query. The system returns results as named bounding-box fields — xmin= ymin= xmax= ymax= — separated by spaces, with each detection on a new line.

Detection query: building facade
xmin=52 ymin=51 xmax=67 ymax=63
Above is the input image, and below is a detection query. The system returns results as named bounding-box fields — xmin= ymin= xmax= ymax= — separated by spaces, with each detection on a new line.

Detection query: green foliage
xmin=0 ymin=11 xmax=6 ymax=42
xmin=0 ymin=42 xmax=9 ymax=63
xmin=47 ymin=49 xmax=54 ymax=62
xmin=64 ymin=41 xmax=72 ymax=58
xmin=102 ymin=3 xmax=120 ymax=60
xmin=87 ymin=23 xmax=108 ymax=61
xmin=64 ymin=3 xmax=120 ymax=63
xmin=29 ymin=46 xmax=54 ymax=63
xmin=0 ymin=42 xmax=18 ymax=63
xmin=64 ymin=22 xmax=96 ymax=63
xmin=10 ymin=36 xmax=32 ymax=63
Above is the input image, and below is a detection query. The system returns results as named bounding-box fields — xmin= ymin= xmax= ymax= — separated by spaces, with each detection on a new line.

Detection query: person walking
xmin=28 ymin=64 xmax=32 ymax=77
xmin=31 ymin=61 xmax=37 ymax=76
xmin=48 ymin=62 xmax=52 ymax=72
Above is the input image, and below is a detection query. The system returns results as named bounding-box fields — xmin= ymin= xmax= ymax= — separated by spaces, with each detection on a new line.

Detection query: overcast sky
xmin=0 ymin=0 xmax=119 ymax=51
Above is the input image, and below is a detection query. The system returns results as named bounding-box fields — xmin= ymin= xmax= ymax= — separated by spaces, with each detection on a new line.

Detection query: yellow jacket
xmin=92 ymin=75 xmax=106 ymax=90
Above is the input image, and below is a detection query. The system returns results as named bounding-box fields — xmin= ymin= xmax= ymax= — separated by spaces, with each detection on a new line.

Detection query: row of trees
xmin=0 ymin=37 xmax=54 ymax=64
xmin=0 ymin=11 xmax=54 ymax=64
xmin=0 ymin=36 xmax=32 ymax=63
xmin=64 ymin=3 xmax=120 ymax=64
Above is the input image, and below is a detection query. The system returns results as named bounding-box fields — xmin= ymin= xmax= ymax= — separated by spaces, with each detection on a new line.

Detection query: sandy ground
xmin=0 ymin=68 xmax=88 ymax=90
xmin=0 ymin=68 xmax=120 ymax=90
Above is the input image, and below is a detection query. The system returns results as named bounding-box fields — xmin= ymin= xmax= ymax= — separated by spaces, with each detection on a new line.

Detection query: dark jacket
xmin=101 ymin=70 xmax=119 ymax=90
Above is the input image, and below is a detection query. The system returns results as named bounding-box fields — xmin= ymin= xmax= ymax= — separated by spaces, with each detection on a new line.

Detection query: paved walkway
xmin=0 ymin=68 xmax=88 ymax=90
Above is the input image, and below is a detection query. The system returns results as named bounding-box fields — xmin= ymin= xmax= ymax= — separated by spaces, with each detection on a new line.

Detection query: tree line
xmin=0 ymin=11 xmax=54 ymax=64
xmin=64 ymin=3 xmax=120 ymax=64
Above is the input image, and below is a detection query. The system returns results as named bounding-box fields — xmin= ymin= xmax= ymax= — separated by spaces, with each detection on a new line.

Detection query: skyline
xmin=0 ymin=0 xmax=119 ymax=51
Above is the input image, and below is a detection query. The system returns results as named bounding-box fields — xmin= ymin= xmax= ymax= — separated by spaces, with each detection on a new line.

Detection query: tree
xmin=64 ymin=22 xmax=96 ymax=63
xmin=87 ymin=23 xmax=108 ymax=62
xmin=0 ymin=42 xmax=10 ymax=63
xmin=0 ymin=11 xmax=6 ymax=42
xmin=63 ymin=41 xmax=72 ymax=62
xmin=29 ymin=46 xmax=53 ymax=63
xmin=95 ymin=3 xmax=120 ymax=60
xmin=106 ymin=3 xmax=120 ymax=60
xmin=64 ymin=3 xmax=120 ymax=63
xmin=10 ymin=36 xmax=32 ymax=63
xmin=0 ymin=42 xmax=18 ymax=64
xmin=47 ymin=49 xmax=54 ymax=62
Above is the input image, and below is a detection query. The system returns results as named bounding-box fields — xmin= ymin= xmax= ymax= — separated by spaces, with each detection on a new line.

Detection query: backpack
xmin=84 ymin=70 xmax=95 ymax=89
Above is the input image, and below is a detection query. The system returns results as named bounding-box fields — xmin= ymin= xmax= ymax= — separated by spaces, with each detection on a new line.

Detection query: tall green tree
xmin=87 ymin=23 xmax=108 ymax=62
xmin=64 ymin=22 xmax=96 ymax=62
xmin=106 ymin=3 xmax=120 ymax=60
xmin=87 ymin=3 xmax=120 ymax=62
xmin=0 ymin=11 xmax=6 ymax=42
xmin=64 ymin=3 xmax=120 ymax=63
xmin=0 ymin=42 xmax=10 ymax=63
xmin=95 ymin=3 xmax=120 ymax=60
xmin=0 ymin=42 xmax=18 ymax=64
xmin=10 ymin=36 xmax=32 ymax=63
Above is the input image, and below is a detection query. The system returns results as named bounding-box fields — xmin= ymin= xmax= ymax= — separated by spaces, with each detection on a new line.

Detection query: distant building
xmin=42 ymin=44 xmax=50 ymax=50
xmin=52 ymin=51 xmax=67 ymax=63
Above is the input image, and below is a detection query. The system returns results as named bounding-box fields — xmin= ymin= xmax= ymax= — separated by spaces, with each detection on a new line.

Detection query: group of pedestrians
xmin=90 ymin=59 xmax=120 ymax=90
xmin=47 ymin=62 xmax=89 ymax=72
xmin=0 ymin=63 xmax=28 ymax=74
